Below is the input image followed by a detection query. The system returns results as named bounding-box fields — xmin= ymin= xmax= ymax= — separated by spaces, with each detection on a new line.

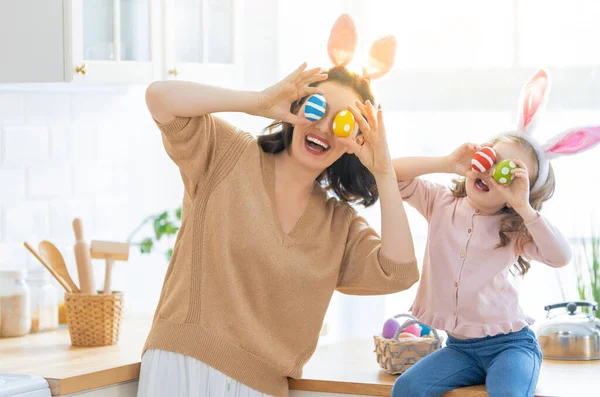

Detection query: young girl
xmin=391 ymin=69 xmax=600 ymax=396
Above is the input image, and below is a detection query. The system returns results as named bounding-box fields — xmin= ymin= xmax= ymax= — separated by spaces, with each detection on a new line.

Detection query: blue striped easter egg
xmin=303 ymin=94 xmax=326 ymax=121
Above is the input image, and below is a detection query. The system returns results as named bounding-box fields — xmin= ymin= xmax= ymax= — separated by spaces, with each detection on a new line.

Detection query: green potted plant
xmin=128 ymin=206 xmax=182 ymax=260
xmin=573 ymin=231 xmax=600 ymax=319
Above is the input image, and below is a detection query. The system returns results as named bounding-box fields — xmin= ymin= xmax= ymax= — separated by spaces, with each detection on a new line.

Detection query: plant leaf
xmin=140 ymin=238 xmax=154 ymax=254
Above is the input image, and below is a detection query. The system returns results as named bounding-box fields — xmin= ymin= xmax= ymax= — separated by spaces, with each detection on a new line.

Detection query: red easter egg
xmin=471 ymin=146 xmax=496 ymax=172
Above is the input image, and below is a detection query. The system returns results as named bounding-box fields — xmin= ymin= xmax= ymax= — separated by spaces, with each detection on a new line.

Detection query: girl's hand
xmin=255 ymin=63 xmax=327 ymax=125
xmin=342 ymin=100 xmax=393 ymax=178
xmin=478 ymin=158 xmax=537 ymax=221
xmin=446 ymin=143 xmax=481 ymax=176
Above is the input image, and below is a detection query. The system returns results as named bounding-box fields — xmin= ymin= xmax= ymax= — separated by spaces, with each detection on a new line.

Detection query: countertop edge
xmin=50 ymin=363 xmax=141 ymax=396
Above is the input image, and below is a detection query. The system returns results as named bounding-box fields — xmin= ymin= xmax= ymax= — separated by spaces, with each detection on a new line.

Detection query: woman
xmin=138 ymin=15 xmax=417 ymax=397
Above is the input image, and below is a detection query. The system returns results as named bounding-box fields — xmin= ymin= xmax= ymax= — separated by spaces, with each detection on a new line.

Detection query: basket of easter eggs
xmin=374 ymin=313 xmax=443 ymax=375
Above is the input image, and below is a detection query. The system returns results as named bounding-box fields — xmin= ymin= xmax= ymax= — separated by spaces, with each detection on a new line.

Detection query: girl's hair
xmin=450 ymin=134 xmax=556 ymax=275
xmin=257 ymin=67 xmax=378 ymax=207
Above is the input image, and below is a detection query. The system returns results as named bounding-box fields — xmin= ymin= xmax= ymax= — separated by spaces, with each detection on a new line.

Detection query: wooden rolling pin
xmin=73 ymin=218 xmax=96 ymax=294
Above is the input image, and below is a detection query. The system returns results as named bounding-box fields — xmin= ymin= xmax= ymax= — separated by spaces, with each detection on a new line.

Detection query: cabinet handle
xmin=75 ymin=64 xmax=88 ymax=75
xmin=168 ymin=68 xmax=179 ymax=77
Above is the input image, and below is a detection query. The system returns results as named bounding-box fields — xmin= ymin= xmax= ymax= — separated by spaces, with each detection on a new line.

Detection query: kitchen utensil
xmin=72 ymin=218 xmax=96 ymax=294
xmin=90 ymin=240 xmax=129 ymax=294
xmin=38 ymin=241 xmax=80 ymax=293
xmin=23 ymin=242 xmax=72 ymax=293
xmin=537 ymin=301 xmax=600 ymax=361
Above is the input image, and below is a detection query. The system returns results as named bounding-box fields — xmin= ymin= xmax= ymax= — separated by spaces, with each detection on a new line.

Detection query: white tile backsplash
xmin=0 ymin=93 xmax=25 ymax=125
xmin=0 ymin=168 xmax=26 ymax=203
xmin=25 ymin=93 xmax=71 ymax=125
xmin=27 ymin=165 xmax=71 ymax=198
xmin=4 ymin=201 xmax=49 ymax=243
xmin=2 ymin=126 xmax=50 ymax=166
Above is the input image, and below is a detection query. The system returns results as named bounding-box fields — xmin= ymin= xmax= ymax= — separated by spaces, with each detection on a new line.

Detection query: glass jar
xmin=0 ymin=270 xmax=32 ymax=337
xmin=28 ymin=270 xmax=59 ymax=333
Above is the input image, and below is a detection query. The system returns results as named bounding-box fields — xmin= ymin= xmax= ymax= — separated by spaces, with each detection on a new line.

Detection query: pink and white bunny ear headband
xmin=510 ymin=69 xmax=600 ymax=192
xmin=327 ymin=14 xmax=396 ymax=80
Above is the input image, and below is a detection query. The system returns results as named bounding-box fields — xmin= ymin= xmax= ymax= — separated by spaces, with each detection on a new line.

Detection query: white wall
xmin=0 ymin=0 xmax=279 ymax=314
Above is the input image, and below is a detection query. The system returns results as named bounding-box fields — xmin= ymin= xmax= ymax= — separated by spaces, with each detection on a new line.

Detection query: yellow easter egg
xmin=332 ymin=110 xmax=355 ymax=137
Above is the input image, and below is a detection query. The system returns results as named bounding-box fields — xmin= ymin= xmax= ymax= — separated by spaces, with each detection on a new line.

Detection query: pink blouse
xmin=399 ymin=178 xmax=572 ymax=338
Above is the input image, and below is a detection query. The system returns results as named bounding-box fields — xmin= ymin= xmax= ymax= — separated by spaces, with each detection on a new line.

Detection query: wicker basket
xmin=374 ymin=313 xmax=443 ymax=375
xmin=64 ymin=291 xmax=124 ymax=347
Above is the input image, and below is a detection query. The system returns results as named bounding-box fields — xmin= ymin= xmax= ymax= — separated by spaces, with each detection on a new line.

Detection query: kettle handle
xmin=544 ymin=301 xmax=598 ymax=315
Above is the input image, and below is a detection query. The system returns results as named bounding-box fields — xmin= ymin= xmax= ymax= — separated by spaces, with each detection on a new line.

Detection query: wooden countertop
xmin=292 ymin=339 xmax=600 ymax=397
xmin=1 ymin=317 xmax=598 ymax=396
xmin=0 ymin=316 xmax=153 ymax=395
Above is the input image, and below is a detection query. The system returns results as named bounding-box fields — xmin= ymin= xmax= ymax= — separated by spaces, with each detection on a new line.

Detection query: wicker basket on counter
xmin=374 ymin=313 xmax=443 ymax=375
xmin=64 ymin=291 xmax=123 ymax=347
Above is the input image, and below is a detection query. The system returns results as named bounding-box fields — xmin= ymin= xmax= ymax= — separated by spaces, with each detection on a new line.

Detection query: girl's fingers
xmin=512 ymin=158 xmax=528 ymax=171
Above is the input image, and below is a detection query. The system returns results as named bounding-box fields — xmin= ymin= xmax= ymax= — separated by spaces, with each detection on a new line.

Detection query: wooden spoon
xmin=39 ymin=240 xmax=81 ymax=293
xmin=23 ymin=242 xmax=72 ymax=293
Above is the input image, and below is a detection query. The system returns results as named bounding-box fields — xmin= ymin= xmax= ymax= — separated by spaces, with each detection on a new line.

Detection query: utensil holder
xmin=64 ymin=291 xmax=123 ymax=347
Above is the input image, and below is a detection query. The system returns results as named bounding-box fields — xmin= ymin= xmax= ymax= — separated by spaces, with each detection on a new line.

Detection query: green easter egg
xmin=493 ymin=159 xmax=518 ymax=185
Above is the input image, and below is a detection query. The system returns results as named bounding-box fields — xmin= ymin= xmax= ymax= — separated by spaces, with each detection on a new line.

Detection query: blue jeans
xmin=391 ymin=327 xmax=542 ymax=397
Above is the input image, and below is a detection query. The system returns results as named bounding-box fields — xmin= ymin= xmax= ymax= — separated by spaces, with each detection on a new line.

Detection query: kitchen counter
xmin=0 ymin=317 xmax=598 ymax=396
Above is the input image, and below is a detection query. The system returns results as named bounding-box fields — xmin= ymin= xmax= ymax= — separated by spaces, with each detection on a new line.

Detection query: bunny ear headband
xmin=327 ymin=14 xmax=396 ymax=80
xmin=508 ymin=69 xmax=600 ymax=192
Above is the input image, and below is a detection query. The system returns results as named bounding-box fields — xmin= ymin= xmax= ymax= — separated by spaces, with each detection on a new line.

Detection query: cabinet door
xmin=0 ymin=0 xmax=65 ymax=83
xmin=163 ymin=0 xmax=243 ymax=87
xmin=67 ymin=0 xmax=161 ymax=83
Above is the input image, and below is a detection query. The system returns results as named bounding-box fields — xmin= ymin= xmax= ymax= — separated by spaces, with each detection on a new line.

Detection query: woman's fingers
xmin=287 ymin=63 xmax=308 ymax=82
xmin=346 ymin=105 xmax=371 ymax=138
xmin=337 ymin=135 xmax=364 ymax=156
xmin=285 ymin=112 xmax=311 ymax=126
xmin=300 ymin=86 xmax=325 ymax=98
xmin=304 ymin=73 xmax=328 ymax=86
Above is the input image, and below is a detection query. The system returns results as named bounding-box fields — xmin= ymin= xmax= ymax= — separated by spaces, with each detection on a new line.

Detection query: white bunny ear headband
xmin=508 ymin=69 xmax=600 ymax=192
xmin=327 ymin=14 xmax=396 ymax=80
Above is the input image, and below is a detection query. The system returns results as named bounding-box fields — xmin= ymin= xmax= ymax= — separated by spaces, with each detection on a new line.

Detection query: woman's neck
xmin=274 ymin=150 xmax=319 ymax=195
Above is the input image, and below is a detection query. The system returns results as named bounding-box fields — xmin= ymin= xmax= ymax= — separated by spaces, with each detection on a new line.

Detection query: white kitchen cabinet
xmin=162 ymin=0 xmax=244 ymax=87
xmin=0 ymin=0 xmax=161 ymax=83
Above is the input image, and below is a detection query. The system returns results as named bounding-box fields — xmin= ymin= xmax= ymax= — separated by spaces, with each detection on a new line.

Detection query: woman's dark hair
xmin=257 ymin=67 xmax=378 ymax=207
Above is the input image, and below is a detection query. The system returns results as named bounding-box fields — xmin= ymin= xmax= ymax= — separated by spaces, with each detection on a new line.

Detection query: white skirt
xmin=137 ymin=349 xmax=274 ymax=397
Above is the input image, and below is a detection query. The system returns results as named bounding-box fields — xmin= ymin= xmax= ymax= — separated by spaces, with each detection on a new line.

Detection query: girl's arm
xmin=392 ymin=143 xmax=480 ymax=182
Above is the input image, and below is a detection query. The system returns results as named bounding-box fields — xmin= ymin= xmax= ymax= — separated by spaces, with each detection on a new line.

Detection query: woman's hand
xmin=255 ymin=63 xmax=327 ymax=125
xmin=446 ymin=143 xmax=481 ymax=176
xmin=343 ymin=100 xmax=393 ymax=178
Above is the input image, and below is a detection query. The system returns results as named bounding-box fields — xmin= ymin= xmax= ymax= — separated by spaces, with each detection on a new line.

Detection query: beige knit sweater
xmin=143 ymin=114 xmax=419 ymax=396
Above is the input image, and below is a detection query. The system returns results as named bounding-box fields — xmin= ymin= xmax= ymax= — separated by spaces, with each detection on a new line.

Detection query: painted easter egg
xmin=403 ymin=323 xmax=422 ymax=337
xmin=304 ymin=94 xmax=327 ymax=121
xmin=493 ymin=159 xmax=518 ymax=185
xmin=419 ymin=325 xmax=431 ymax=337
xmin=471 ymin=146 xmax=497 ymax=172
xmin=332 ymin=110 xmax=355 ymax=137
xmin=399 ymin=332 xmax=417 ymax=339
xmin=382 ymin=318 xmax=401 ymax=339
